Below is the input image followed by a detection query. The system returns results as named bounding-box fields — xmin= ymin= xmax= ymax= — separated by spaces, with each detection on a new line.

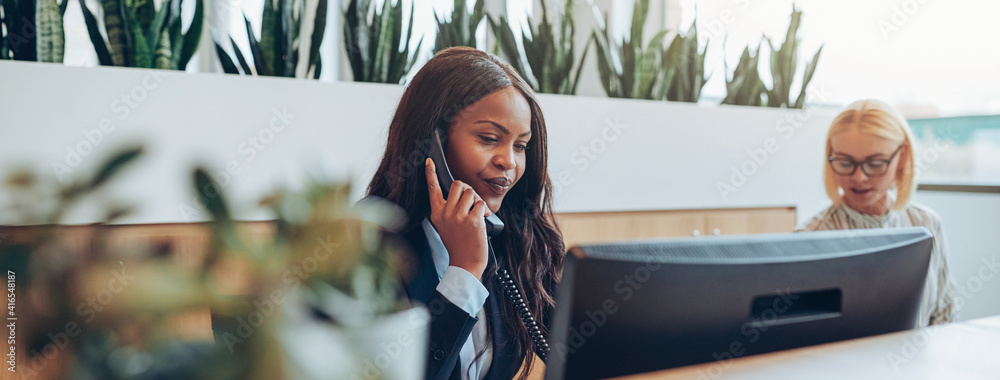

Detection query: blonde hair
xmin=824 ymin=99 xmax=917 ymax=210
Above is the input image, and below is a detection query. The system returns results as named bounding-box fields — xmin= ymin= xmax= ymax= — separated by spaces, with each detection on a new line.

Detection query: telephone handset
xmin=428 ymin=127 xmax=550 ymax=362
xmin=428 ymin=128 xmax=505 ymax=237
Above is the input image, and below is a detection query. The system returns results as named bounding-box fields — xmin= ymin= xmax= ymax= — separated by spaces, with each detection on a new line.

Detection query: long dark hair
xmin=366 ymin=46 xmax=564 ymax=377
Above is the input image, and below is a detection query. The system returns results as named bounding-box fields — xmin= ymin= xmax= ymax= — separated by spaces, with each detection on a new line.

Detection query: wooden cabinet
xmin=555 ymin=207 xmax=797 ymax=248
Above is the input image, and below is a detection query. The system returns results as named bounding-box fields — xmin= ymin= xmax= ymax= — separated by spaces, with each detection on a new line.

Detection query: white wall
xmin=1 ymin=62 xmax=996 ymax=321
xmin=913 ymin=191 xmax=1000 ymax=321
xmin=0 ymin=61 xmax=835 ymax=225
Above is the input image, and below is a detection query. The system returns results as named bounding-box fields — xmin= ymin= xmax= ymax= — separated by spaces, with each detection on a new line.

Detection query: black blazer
xmin=400 ymin=226 xmax=522 ymax=380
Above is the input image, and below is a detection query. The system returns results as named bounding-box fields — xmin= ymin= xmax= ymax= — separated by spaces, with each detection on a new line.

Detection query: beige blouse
xmin=795 ymin=201 xmax=956 ymax=327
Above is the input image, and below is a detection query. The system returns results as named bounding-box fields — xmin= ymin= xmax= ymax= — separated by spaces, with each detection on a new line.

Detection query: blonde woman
xmin=796 ymin=99 xmax=956 ymax=326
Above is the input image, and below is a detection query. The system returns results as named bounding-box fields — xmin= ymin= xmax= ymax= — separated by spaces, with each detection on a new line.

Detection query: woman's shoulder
xmin=794 ymin=204 xmax=847 ymax=232
xmin=899 ymin=201 xmax=944 ymax=231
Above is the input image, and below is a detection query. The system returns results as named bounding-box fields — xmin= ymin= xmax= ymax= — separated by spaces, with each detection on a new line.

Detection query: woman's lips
xmin=850 ymin=187 xmax=873 ymax=195
xmin=484 ymin=177 xmax=512 ymax=196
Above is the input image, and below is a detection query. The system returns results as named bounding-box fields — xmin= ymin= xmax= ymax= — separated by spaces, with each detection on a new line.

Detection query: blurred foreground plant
xmin=0 ymin=144 xmax=420 ymax=379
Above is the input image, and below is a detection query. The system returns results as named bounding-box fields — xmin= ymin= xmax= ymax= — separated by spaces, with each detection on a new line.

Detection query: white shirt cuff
xmin=436 ymin=266 xmax=489 ymax=317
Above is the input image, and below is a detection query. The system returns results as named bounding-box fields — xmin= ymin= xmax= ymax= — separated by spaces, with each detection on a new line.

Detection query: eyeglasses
xmin=828 ymin=145 xmax=903 ymax=177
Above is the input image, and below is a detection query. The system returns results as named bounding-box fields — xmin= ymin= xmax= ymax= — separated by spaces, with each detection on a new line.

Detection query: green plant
xmin=1 ymin=144 xmax=411 ymax=379
xmin=0 ymin=0 xmax=67 ymax=62
xmin=215 ymin=0 xmax=327 ymax=78
xmin=79 ymin=0 xmax=204 ymax=69
xmin=343 ymin=0 xmax=423 ymax=83
xmin=765 ymin=6 xmax=823 ymax=109
xmin=489 ymin=0 xmax=590 ymax=95
xmin=591 ymin=0 xmax=671 ymax=99
xmin=433 ymin=0 xmax=484 ymax=53
xmin=721 ymin=43 xmax=765 ymax=106
xmin=664 ymin=20 xmax=709 ymax=103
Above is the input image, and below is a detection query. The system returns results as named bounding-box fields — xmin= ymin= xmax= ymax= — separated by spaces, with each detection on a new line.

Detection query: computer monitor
xmin=544 ymin=227 xmax=933 ymax=380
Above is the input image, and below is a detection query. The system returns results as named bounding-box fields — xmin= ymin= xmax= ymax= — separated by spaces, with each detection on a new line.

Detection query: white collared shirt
xmin=422 ymin=218 xmax=493 ymax=380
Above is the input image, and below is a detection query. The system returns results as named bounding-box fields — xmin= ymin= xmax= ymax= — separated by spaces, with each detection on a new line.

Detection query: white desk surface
xmin=614 ymin=315 xmax=1000 ymax=380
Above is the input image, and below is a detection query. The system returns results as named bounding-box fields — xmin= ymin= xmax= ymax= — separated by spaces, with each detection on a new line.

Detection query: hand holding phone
xmin=425 ymin=156 xmax=492 ymax=280
xmin=424 ymin=129 xmax=549 ymax=360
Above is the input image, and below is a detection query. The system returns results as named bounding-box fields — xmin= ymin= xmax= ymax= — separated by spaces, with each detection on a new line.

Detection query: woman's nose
xmin=851 ymin=166 xmax=869 ymax=181
xmin=493 ymin=147 xmax=516 ymax=170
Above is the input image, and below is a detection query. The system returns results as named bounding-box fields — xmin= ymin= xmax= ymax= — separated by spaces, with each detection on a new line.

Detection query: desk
xmin=614 ymin=315 xmax=1000 ymax=380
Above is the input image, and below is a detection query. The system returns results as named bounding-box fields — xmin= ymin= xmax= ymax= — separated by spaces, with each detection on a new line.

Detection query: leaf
xmin=146 ymin=0 xmax=171 ymax=57
xmin=177 ymin=0 xmax=202 ymax=70
xmin=125 ymin=4 xmax=152 ymax=68
xmin=244 ymin=13 xmax=269 ymax=75
xmin=214 ymin=39 xmax=240 ymax=74
xmin=89 ymin=146 xmax=143 ymax=189
xmin=307 ymin=0 xmax=327 ymax=75
xmin=793 ymin=45 xmax=823 ymax=109
xmin=136 ymin=0 xmax=154 ymax=32
xmin=343 ymin=0 xmax=363 ymax=81
xmin=193 ymin=168 xmax=231 ymax=223
xmin=260 ymin=0 xmax=277 ymax=75
xmin=100 ymin=0 xmax=128 ymax=66
xmin=79 ymin=0 xmax=113 ymax=65
xmin=570 ymin=37 xmax=591 ymax=95
xmin=229 ymin=35 xmax=252 ymax=74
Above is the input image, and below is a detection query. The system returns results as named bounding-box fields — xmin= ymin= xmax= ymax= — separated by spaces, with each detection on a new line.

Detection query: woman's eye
xmin=867 ymin=161 xmax=888 ymax=169
xmin=480 ymin=136 xmax=498 ymax=144
xmin=514 ymin=144 xmax=528 ymax=152
xmin=835 ymin=160 xmax=854 ymax=169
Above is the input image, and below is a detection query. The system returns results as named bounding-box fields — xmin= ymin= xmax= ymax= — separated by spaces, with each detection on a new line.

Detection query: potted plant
xmin=0 ymin=146 xmax=428 ymax=379
xmin=342 ymin=0 xmax=423 ymax=83
xmin=490 ymin=0 xmax=591 ymax=95
xmin=213 ymin=0 xmax=327 ymax=78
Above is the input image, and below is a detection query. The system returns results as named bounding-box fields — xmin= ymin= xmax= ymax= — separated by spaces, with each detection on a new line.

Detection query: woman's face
xmin=444 ymin=86 xmax=532 ymax=213
xmin=828 ymin=128 xmax=903 ymax=212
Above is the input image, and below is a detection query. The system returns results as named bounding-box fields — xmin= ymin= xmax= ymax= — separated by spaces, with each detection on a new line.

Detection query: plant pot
xmin=277 ymin=288 xmax=429 ymax=380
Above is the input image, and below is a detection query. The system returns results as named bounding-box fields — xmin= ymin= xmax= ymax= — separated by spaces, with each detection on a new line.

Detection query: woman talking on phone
xmin=366 ymin=47 xmax=564 ymax=380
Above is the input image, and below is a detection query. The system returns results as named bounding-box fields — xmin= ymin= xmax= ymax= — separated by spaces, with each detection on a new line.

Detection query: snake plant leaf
xmin=343 ymin=0 xmax=363 ymax=80
xmin=793 ymin=45 xmax=822 ymax=109
xmin=343 ymin=0 xmax=420 ymax=83
xmin=244 ymin=13 xmax=269 ymax=75
xmin=763 ymin=6 xmax=820 ymax=108
xmin=570 ymin=37 xmax=591 ymax=95
xmin=126 ymin=5 xmax=152 ymax=68
xmin=629 ymin=0 xmax=648 ymax=47
xmin=385 ymin=0 xmax=403 ymax=82
xmin=176 ymin=0 xmax=202 ymax=70
xmin=372 ymin=0 xmax=391 ymax=82
xmin=434 ymin=0 xmax=484 ymax=52
xmin=279 ymin=0 xmax=294 ymax=77
xmin=4 ymin=0 xmax=37 ymax=60
xmin=146 ymin=0 xmax=170 ymax=55
xmin=214 ymin=39 xmax=239 ymax=74
xmin=100 ymin=0 xmax=128 ymax=66
xmin=722 ymin=45 xmax=764 ymax=106
xmin=229 ymin=35 xmax=251 ymax=74
xmin=369 ymin=0 xmax=383 ymax=80
xmin=312 ymin=55 xmax=322 ymax=78
xmin=89 ymin=146 xmax=143 ymax=190
xmin=307 ymin=0 xmax=327 ymax=76
xmin=136 ymin=0 xmax=154 ymax=32
xmin=488 ymin=15 xmax=528 ymax=86
xmin=37 ymin=0 xmax=65 ymax=63
xmin=260 ymin=0 xmax=277 ymax=75
xmin=79 ymin=0 xmax=113 ymax=65
xmin=154 ymin=27 xmax=171 ymax=68
xmin=637 ymin=30 xmax=668 ymax=99
xmin=592 ymin=29 xmax=615 ymax=97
